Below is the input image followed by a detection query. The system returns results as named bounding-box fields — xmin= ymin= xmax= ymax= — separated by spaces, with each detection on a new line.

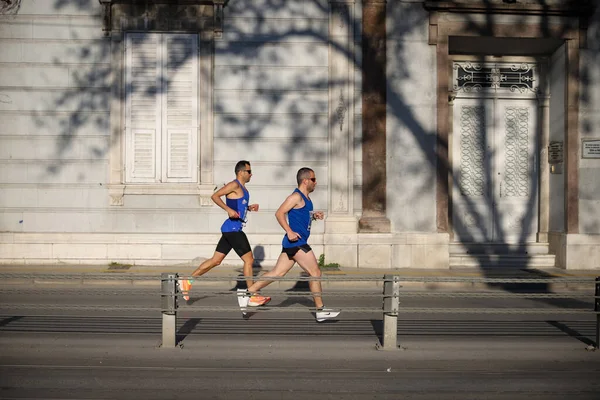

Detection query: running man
xmin=240 ymin=167 xmax=340 ymax=322
xmin=178 ymin=160 xmax=270 ymax=306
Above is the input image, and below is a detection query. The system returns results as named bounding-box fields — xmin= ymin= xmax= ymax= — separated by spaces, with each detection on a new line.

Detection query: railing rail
xmin=0 ymin=272 xmax=598 ymax=351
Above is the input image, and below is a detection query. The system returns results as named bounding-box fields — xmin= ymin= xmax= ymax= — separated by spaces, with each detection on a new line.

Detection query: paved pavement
xmin=1 ymin=266 xmax=598 ymax=399
xmin=0 ymin=263 xmax=597 ymax=291
xmin=1 ymin=287 xmax=599 ymax=399
xmin=2 ymin=332 xmax=600 ymax=399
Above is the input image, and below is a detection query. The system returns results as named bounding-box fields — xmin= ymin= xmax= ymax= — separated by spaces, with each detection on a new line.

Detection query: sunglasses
xmin=308 ymin=177 xmax=316 ymax=182
xmin=244 ymin=170 xmax=252 ymax=174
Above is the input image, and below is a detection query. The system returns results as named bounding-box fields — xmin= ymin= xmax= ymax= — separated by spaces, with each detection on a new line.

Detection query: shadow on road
xmin=177 ymin=317 xmax=201 ymax=345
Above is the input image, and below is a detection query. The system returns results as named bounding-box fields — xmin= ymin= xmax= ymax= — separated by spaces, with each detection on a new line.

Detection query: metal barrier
xmin=0 ymin=272 xmax=598 ymax=351
xmin=158 ymin=273 xmax=402 ymax=349
xmin=596 ymin=277 xmax=600 ymax=351
xmin=159 ymin=273 xmax=600 ymax=351
xmin=161 ymin=273 xmax=178 ymax=349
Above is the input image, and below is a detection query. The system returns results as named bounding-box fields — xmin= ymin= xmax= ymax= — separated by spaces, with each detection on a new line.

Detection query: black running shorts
xmin=215 ymin=231 xmax=252 ymax=257
xmin=282 ymin=244 xmax=312 ymax=260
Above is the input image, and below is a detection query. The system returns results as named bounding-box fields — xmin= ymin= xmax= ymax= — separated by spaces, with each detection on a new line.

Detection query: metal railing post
xmin=378 ymin=274 xmax=400 ymax=350
xmin=161 ymin=272 xmax=178 ymax=348
xmin=595 ymin=277 xmax=599 ymax=350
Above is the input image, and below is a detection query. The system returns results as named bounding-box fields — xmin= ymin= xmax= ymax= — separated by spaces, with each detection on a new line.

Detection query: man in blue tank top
xmin=178 ymin=161 xmax=269 ymax=306
xmin=240 ymin=167 xmax=340 ymax=322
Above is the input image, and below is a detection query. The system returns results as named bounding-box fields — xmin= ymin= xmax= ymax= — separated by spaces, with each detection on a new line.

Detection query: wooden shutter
xmin=125 ymin=33 xmax=161 ymax=182
xmin=162 ymin=34 xmax=198 ymax=182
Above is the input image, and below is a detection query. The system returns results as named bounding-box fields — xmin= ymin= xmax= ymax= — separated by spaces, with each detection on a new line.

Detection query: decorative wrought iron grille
xmin=503 ymin=107 xmax=530 ymax=198
xmin=459 ymin=106 xmax=486 ymax=197
xmin=454 ymin=62 xmax=537 ymax=94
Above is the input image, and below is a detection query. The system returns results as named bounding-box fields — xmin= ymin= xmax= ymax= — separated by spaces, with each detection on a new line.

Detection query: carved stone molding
xmin=336 ymin=90 xmax=348 ymax=132
xmin=424 ymin=0 xmax=596 ymax=48
xmin=108 ymin=185 xmax=125 ymax=206
xmin=98 ymin=0 xmax=221 ymax=36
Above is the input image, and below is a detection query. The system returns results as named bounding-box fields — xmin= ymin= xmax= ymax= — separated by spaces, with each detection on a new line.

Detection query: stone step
xmin=449 ymin=254 xmax=556 ymax=268
xmin=449 ymin=242 xmax=550 ymax=255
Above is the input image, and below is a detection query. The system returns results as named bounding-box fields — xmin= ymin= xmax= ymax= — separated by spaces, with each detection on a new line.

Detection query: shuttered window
xmin=125 ymin=33 xmax=199 ymax=183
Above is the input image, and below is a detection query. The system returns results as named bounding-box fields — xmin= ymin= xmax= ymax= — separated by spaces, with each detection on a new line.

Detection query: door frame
xmin=425 ymin=5 xmax=582 ymax=238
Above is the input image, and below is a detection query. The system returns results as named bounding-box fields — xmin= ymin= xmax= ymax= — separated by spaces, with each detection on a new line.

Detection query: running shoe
xmin=178 ymin=279 xmax=192 ymax=301
xmin=248 ymin=294 xmax=271 ymax=307
xmin=315 ymin=308 xmax=340 ymax=322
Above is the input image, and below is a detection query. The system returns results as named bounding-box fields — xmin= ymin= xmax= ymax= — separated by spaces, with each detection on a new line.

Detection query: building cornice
xmin=98 ymin=0 xmax=224 ymax=37
xmin=423 ymin=1 xmax=595 ymax=17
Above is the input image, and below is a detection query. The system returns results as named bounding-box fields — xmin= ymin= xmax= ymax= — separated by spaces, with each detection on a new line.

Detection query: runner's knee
xmin=306 ymin=266 xmax=321 ymax=278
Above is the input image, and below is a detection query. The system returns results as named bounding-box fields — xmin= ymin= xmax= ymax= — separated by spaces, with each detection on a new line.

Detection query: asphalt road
xmin=0 ymin=284 xmax=599 ymax=399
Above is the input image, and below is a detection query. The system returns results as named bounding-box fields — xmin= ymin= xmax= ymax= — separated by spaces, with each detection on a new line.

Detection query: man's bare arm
xmin=275 ymin=192 xmax=302 ymax=241
xmin=211 ymin=181 xmax=241 ymax=219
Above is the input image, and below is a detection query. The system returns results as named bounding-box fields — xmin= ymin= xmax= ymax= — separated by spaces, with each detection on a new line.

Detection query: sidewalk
xmin=0 ymin=263 xmax=597 ymax=291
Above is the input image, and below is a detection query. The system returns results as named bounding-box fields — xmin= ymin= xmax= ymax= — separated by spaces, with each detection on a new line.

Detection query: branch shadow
xmin=546 ymin=320 xmax=596 ymax=347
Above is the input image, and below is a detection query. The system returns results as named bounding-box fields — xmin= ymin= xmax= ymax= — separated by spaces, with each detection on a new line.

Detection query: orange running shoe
xmin=248 ymin=294 xmax=271 ymax=307
xmin=178 ymin=279 xmax=192 ymax=301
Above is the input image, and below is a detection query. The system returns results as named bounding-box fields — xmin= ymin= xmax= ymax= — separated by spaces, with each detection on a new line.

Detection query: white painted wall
xmin=213 ymin=0 xmax=330 ymax=242
xmin=0 ymin=0 xmax=337 ymax=265
xmin=0 ymin=0 xmax=111 ymax=235
xmin=4 ymin=0 xmax=595 ymax=268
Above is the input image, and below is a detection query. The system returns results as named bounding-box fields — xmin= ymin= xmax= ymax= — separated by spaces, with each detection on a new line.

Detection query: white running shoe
xmin=315 ymin=308 xmax=340 ymax=322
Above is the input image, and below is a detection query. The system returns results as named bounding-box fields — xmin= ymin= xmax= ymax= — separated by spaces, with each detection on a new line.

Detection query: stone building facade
xmin=0 ymin=0 xmax=599 ymax=270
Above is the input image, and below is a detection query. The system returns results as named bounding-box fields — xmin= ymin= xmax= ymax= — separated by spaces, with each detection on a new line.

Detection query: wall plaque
xmin=582 ymin=139 xmax=600 ymax=159
xmin=548 ymin=141 xmax=563 ymax=164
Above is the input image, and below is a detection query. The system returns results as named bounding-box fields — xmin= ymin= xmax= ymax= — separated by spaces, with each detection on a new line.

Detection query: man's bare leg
xmin=191 ymin=251 xmax=227 ymax=278
xmin=240 ymin=251 xmax=255 ymax=288
xmin=178 ymin=252 xmax=226 ymax=301
xmin=292 ymin=249 xmax=324 ymax=308
xmin=294 ymin=249 xmax=340 ymax=321
xmin=247 ymin=253 xmax=296 ymax=293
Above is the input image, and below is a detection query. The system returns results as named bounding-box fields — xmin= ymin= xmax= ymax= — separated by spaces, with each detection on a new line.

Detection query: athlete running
xmin=239 ymin=167 xmax=340 ymax=322
xmin=178 ymin=160 xmax=270 ymax=307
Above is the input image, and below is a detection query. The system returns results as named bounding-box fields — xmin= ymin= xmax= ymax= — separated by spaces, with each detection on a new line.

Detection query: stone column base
xmin=324 ymin=232 xmax=449 ymax=269
xmin=358 ymin=216 xmax=391 ymax=233
xmin=549 ymin=232 xmax=600 ymax=270
xmin=325 ymin=216 xmax=358 ymax=234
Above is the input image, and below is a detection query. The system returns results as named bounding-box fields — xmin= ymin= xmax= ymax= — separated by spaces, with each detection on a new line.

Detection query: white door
xmin=452 ymin=97 xmax=538 ymax=243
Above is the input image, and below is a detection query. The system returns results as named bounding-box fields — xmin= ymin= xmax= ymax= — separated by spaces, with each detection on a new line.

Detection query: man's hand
xmin=286 ymin=231 xmax=301 ymax=242
xmin=227 ymin=208 xmax=240 ymax=219
xmin=248 ymin=204 xmax=259 ymax=212
xmin=312 ymin=211 xmax=324 ymax=220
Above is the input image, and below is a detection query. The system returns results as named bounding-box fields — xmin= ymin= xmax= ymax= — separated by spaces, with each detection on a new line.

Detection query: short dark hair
xmin=235 ymin=160 xmax=250 ymax=174
xmin=296 ymin=167 xmax=314 ymax=185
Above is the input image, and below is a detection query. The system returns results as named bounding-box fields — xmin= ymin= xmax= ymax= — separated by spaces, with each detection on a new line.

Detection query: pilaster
xmin=537 ymin=64 xmax=551 ymax=242
xmin=359 ymin=0 xmax=390 ymax=233
xmin=327 ymin=1 xmax=358 ymax=234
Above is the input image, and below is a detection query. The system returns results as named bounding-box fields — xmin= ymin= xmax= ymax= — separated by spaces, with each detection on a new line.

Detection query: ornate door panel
xmin=452 ymin=98 xmax=494 ymax=242
xmin=452 ymin=98 xmax=538 ymax=243
xmin=494 ymin=99 xmax=538 ymax=242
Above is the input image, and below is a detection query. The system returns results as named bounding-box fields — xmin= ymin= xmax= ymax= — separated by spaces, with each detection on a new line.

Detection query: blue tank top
xmin=220 ymin=180 xmax=249 ymax=233
xmin=282 ymin=189 xmax=313 ymax=248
